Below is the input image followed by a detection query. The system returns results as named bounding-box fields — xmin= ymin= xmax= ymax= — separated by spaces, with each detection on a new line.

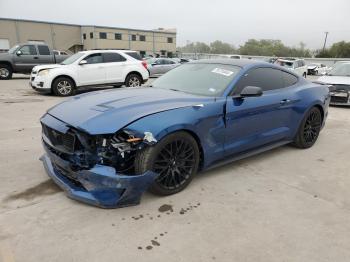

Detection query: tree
xmin=209 ymin=41 xmax=236 ymax=54
xmin=317 ymin=41 xmax=350 ymax=58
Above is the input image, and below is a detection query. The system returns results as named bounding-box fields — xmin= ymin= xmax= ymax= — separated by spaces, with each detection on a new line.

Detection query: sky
xmin=0 ymin=0 xmax=349 ymax=50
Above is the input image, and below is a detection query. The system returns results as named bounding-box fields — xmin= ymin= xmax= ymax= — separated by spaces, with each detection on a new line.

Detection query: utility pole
xmin=322 ymin=32 xmax=329 ymax=52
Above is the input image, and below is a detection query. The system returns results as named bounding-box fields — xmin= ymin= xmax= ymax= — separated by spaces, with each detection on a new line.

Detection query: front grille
xmin=331 ymin=94 xmax=349 ymax=104
xmin=42 ymin=124 xmax=76 ymax=153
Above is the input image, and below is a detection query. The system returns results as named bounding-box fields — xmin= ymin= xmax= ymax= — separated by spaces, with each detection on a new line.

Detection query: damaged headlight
xmin=95 ymin=130 xmax=157 ymax=174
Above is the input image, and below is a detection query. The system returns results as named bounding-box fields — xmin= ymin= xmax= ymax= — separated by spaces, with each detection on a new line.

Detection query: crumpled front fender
xmin=41 ymin=148 xmax=159 ymax=208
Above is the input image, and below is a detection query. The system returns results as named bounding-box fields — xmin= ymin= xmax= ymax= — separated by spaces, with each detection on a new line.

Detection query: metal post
xmin=322 ymin=32 xmax=329 ymax=52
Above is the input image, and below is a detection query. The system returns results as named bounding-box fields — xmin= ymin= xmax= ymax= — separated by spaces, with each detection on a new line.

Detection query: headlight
xmin=38 ymin=69 xmax=50 ymax=76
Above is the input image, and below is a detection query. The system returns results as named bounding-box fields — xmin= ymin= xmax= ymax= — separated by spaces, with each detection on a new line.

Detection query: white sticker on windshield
xmin=209 ymin=88 xmax=216 ymax=92
xmin=211 ymin=68 xmax=234 ymax=76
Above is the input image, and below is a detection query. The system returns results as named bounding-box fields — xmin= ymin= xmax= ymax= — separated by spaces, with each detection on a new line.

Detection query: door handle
xmin=34 ymin=56 xmax=39 ymax=59
xmin=280 ymin=99 xmax=291 ymax=105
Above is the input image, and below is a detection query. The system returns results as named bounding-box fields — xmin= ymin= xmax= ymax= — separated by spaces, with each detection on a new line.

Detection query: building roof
xmin=0 ymin=17 xmax=177 ymax=35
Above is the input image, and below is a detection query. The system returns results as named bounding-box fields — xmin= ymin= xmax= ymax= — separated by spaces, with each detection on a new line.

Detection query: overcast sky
xmin=0 ymin=0 xmax=349 ymax=49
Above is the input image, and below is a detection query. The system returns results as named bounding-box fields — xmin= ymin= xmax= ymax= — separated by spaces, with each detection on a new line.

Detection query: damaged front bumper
xmin=41 ymin=143 xmax=158 ymax=208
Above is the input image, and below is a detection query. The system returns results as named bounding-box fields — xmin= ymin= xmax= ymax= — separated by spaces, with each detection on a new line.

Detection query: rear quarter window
xmin=38 ymin=45 xmax=51 ymax=55
xmin=282 ymin=71 xmax=298 ymax=87
xmin=125 ymin=52 xmax=142 ymax=60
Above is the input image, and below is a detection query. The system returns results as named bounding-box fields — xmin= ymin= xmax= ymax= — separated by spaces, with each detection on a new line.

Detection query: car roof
xmin=79 ymin=50 xmax=138 ymax=55
xmin=189 ymin=59 xmax=270 ymax=68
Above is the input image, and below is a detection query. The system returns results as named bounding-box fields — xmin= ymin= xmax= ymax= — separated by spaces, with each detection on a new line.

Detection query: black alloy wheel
xmin=153 ymin=139 xmax=196 ymax=190
xmin=292 ymin=107 xmax=322 ymax=148
xmin=135 ymin=131 xmax=200 ymax=195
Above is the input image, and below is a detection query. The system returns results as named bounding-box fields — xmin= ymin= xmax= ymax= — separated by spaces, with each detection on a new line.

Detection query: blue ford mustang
xmin=40 ymin=59 xmax=330 ymax=208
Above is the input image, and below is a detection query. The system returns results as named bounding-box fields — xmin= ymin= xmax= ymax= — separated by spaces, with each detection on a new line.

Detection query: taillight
xmin=141 ymin=61 xmax=148 ymax=70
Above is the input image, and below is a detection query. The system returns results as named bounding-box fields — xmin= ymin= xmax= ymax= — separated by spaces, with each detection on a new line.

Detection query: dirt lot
xmin=1 ymin=75 xmax=350 ymax=262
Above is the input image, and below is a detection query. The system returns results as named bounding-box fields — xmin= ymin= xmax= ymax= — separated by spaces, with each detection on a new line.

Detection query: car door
xmin=102 ymin=52 xmax=127 ymax=84
xmin=13 ymin=44 xmax=39 ymax=72
xmin=37 ymin=45 xmax=55 ymax=65
xmin=162 ymin=59 xmax=178 ymax=73
xmin=224 ymin=67 xmax=296 ymax=156
xmin=76 ymin=53 xmax=106 ymax=86
xmin=150 ymin=59 xmax=164 ymax=75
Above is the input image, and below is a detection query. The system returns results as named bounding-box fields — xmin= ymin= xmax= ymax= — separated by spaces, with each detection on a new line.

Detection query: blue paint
xmin=40 ymin=60 xmax=330 ymax=208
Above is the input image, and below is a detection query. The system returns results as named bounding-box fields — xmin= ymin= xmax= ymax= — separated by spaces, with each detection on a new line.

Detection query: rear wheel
xmin=292 ymin=107 xmax=322 ymax=149
xmin=52 ymin=77 xmax=75 ymax=96
xmin=0 ymin=64 xmax=12 ymax=80
xmin=125 ymin=73 xmax=142 ymax=87
xmin=135 ymin=131 xmax=200 ymax=195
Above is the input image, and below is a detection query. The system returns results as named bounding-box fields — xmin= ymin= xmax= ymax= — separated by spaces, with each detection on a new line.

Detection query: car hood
xmin=47 ymin=87 xmax=214 ymax=135
xmin=33 ymin=64 xmax=63 ymax=72
xmin=307 ymin=65 xmax=318 ymax=69
xmin=317 ymin=75 xmax=350 ymax=85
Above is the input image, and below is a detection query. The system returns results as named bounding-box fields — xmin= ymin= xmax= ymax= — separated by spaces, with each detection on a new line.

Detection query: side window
xmin=84 ymin=53 xmax=103 ymax=64
xmin=281 ymin=71 xmax=298 ymax=87
xmin=233 ymin=67 xmax=284 ymax=94
xmin=38 ymin=45 xmax=50 ymax=55
xmin=53 ymin=51 xmax=58 ymax=55
xmin=19 ymin=45 xmax=37 ymax=55
xmin=102 ymin=53 xmax=127 ymax=63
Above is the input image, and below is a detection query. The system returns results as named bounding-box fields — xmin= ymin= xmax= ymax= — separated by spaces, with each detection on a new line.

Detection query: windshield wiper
xmin=169 ymin=88 xmax=181 ymax=92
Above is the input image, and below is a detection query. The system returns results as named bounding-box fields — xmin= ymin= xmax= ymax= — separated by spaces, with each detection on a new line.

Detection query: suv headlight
xmin=38 ymin=69 xmax=50 ymax=76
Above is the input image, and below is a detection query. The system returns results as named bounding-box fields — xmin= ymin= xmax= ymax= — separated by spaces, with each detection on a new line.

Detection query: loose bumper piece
xmin=41 ymin=145 xmax=158 ymax=208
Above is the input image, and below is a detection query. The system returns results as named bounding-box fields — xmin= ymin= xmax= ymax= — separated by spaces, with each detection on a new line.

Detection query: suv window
xmin=125 ymin=52 xmax=142 ymax=60
xmin=103 ymin=53 xmax=126 ymax=63
xmin=38 ymin=45 xmax=50 ymax=55
xmin=233 ymin=67 xmax=284 ymax=94
xmin=281 ymin=71 xmax=298 ymax=87
xmin=84 ymin=53 xmax=103 ymax=64
xmin=19 ymin=45 xmax=37 ymax=55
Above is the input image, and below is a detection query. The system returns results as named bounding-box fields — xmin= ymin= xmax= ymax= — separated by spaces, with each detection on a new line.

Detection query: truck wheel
xmin=52 ymin=77 xmax=75 ymax=96
xmin=0 ymin=64 xmax=13 ymax=80
xmin=125 ymin=73 xmax=142 ymax=87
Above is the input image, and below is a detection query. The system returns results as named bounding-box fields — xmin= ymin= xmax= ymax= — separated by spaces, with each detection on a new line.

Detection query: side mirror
xmin=240 ymin=86 xmax=263 ymax=97
xmin=16 ymin=50 xmax=22 ymax=56
xmin=79 ymin=60 xmax=87 ymax=65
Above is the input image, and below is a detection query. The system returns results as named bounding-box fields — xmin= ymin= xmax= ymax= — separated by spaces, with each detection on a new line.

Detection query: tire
xmin=292 ymin=107 xmax=322 ymax=149
xmin=0 ymin=64 xmax=13 ymax=80
xmin=125 ymin=73 xmax=142 ymax=87
xmin=135 ymin=131 xmax=200 ymax=195
xmin=52 ymin=77 xmax=75 ymax=96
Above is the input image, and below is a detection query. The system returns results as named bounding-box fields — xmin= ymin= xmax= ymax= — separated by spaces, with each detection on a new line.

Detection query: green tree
xmin=209 ymin=41 xmax=236 ymax=54
xmin=317 ymin=41 xmax=350 ymax=58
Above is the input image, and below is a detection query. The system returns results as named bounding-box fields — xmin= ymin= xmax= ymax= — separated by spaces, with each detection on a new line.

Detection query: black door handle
xmin=34 ymin=56 xmax=39 ymax=59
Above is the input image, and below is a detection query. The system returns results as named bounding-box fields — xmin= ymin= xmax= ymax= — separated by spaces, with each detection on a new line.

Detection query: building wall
xmin=0 ymin=18 xmax=176 ymax=56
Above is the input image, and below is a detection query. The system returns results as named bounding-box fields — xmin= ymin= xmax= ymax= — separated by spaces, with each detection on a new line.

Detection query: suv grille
xmin=42 ymin=124 xmax=76 ymax=153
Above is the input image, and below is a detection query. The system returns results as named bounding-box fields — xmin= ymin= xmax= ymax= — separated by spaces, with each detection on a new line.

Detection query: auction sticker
xmin=211 ymin=68 xmax=234 ymax=76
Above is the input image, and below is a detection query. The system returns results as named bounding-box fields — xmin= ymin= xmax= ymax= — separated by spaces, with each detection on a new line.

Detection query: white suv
xmin=30 ymin=50 xmax=149 ymax=96
xmin=275 ymin=58 xmax=308 ymax=77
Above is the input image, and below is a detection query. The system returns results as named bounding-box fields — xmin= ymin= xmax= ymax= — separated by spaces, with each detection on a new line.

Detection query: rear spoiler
xmin=312 ymin=81 xmax=336 ymax=91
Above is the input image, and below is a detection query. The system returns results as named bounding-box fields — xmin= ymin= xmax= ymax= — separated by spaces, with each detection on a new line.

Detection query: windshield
xmin=152 ymin=63 xmax=241 ymax=96
xmin=60 ymin=52 xmax=84 ymax=65
xmin=8 ymin=45 xmax=19 ymax=54
xmin=328 ymin=63 xmax=350 ymax=76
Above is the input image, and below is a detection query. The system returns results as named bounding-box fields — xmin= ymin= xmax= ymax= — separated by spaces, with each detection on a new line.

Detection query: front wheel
xmin=52 ymin=77 xmax=75 ymax=96
xmin=0 ymin=64 xmax=13 ymax=80
xmin=135 ymin=131 xmax=200 ymax=195
xmin=125 ymin=73 xmax=142 ymax=87
xmin=292 ymin=107 xmax=322 ymax=149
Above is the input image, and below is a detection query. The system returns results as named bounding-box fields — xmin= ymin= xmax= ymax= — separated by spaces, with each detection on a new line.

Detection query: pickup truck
xmin=0 ymin=43 xmax=70 ymax=80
